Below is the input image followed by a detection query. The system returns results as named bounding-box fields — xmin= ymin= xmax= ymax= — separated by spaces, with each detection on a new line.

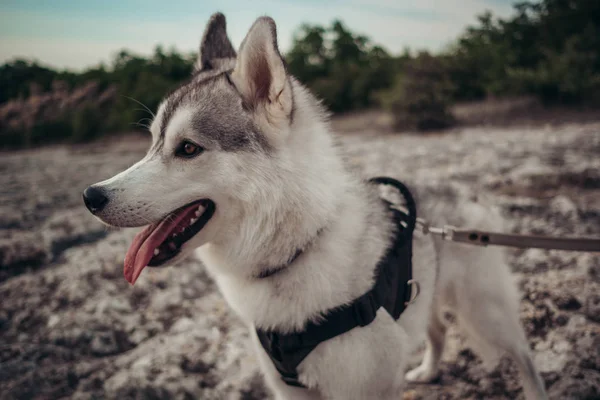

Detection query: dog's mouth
xmin=123 ymin=199 xmax=215 ymax=285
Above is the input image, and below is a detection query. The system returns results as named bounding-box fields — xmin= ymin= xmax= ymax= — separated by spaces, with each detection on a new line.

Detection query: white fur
xmin=90 ymin=15 xmax=548 ymax=400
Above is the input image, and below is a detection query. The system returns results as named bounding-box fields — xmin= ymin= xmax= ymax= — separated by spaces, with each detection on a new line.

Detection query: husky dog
xmin=83 ymin=13 xmax=547 ymax=400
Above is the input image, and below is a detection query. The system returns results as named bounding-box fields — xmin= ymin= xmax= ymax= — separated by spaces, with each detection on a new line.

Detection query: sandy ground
xmin=1 ymin=116 xmax=599 ymax=399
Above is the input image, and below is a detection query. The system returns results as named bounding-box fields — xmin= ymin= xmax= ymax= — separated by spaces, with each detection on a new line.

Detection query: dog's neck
xmin=201 ymin=83 xmax=350 ymax=277
xmin=254 ymin=226 xmax=326 ymax=279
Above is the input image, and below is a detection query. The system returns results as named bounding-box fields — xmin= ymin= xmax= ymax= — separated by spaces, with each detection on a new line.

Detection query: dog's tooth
xmin=168 ymin=242 xmax=177 ymax=251
xmin=154 ymin=248 xmax=160 ymax=256
xmin=180 ymin=227 xmax=185 ymax=233
xmin=194 ymin=210 xmax=201 ymax=217
xmin=190 ymin=218 xmax=197 ymax=224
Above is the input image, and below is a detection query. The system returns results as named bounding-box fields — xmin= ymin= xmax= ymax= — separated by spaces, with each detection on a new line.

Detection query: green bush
xmin=0 ymin=118 xmax=74 ymax=149
xmin=71 ymin=106 xmax=102 ymax=143
xmin=286 ymin=21 xmax=396 ymax=113
xmin=446 ymin=0 xmax=600 ymax=105
xmin=0 ymin=47 xmax=195 ymax=149
xmin=28 ymin=118 xmax=73 ymax=146
xmin=380 ymin=53 xmax=455 ymax=131
xmin=0 ymin=128 xmax=27 ymax=149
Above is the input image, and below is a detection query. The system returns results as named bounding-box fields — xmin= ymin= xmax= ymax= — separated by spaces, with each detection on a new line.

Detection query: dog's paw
xmin=405 ymin=364 xmax=438 ymax=383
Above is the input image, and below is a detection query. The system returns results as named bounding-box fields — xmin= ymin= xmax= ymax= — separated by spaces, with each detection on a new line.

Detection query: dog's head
xmin=83 ymin=14 xmax=316 ymax=284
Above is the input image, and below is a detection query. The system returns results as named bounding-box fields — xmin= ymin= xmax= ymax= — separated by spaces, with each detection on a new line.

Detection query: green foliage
xmin=103 ymin=47 xmax=194 ymax=131
xmin=0 ymin=60 xmax=75 ymax=103
xmin=0 ymin=47 xmax=195 ymax=148
xmin=0 ymin=118 xmax=74 ymax=149
xmin=28 ymin=118 xmax=74 ymax=147
xmin=380 ymin=53 xmax=455 ymax=131
xmin=286 ymin=21 xmax=396 ymax=112
xmin=2 ymin=0 xmax=600 ymax=146
xmin=71 ymin=106 xmax=102 ymax=143
xmin=447 ymin=0 xmax=600 ymax=104
xmin=287 ymin=0 xmax=600 ymax=126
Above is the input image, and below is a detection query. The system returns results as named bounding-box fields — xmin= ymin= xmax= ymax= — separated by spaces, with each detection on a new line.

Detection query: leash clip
xmin=442 ymin=225 xmax=456 ymax=241
xmin=417 ymin=218 xmax=455 ymax=241
xmin=416 ymin=218 xmax=431 ymax=235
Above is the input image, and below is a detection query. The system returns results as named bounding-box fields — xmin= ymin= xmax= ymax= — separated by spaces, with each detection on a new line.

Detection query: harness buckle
xmin=404 ymin=279 xmax=420 ymax=306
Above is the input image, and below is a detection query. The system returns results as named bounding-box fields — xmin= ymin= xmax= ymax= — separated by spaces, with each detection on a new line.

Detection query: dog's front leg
xmin=250 ymin=330 xmax=322 ymax=400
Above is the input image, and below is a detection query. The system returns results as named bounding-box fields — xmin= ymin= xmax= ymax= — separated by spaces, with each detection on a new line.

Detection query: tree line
xmin=1 ymin=0 xmax=599 ymax=147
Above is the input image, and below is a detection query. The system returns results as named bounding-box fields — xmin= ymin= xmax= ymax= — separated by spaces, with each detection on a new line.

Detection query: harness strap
xmin=256 ymin=177 xmax=417 ymax=388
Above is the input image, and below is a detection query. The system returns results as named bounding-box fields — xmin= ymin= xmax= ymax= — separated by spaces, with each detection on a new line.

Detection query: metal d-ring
xmin=405 ymin=279 xmax=420 ymax=305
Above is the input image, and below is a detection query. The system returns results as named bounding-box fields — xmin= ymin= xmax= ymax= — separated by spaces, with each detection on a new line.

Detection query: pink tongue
xmin=123 ymin=205 xmax=198 ymax=285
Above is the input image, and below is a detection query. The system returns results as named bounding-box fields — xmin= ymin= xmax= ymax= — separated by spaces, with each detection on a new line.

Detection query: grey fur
xmin=197 ymin=12 xmax=236 ymax=71
xmin=158 ymin=65 xmax=270 ymax=152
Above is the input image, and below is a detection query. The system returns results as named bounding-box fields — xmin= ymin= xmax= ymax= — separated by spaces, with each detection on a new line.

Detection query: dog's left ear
xmin=231 ymin=17 xmax=293 ymax=128
xmin=196 ymin=12 xmax=236 ymax=71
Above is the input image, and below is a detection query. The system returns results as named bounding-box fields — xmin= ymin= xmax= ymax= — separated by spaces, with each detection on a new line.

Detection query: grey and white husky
xmin=83 ymin=13 xmax=547 ymax=400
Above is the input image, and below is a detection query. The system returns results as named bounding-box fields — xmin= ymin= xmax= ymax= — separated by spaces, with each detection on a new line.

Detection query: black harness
xmin=256 ymin=177 xmax=417 ymax=388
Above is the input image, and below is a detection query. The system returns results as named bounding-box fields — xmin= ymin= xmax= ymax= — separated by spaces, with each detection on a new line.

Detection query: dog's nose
xmin=83 ymin=186 xmax=109 ymax=214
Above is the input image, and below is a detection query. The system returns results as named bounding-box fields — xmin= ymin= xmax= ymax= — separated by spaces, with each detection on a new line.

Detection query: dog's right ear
xmin=196 ymin=12 xmax=236 ymax=71
xmin=230 ymin=17 xmax=293 ymax=142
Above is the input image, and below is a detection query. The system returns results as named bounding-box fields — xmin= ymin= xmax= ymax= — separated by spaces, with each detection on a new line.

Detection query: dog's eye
xmin=176 ymin=141 xmax=204 ymax=158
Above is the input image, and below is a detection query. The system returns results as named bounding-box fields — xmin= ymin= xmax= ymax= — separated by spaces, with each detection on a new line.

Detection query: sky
xmin=0 ymin=0 xmax=518 ymax=71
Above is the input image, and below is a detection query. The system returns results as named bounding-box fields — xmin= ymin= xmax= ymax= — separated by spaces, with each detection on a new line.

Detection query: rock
xmin=552 ymin=340 xmax=571 ymax=353
xmin=552 ymin=293 xmax=582 ymax=310
xmin=90 ymin=331 xmax=120 ymax=356
xmin=41 ymin=209 xmax=107 ymax=259
xmin=589 ymin=261 xmax=600 ymax=283
xmin=170 ymin=317 xmax=195 ymax=333
xmin=515 ymin=248 xmax=549 ymax=273
xmin=47 ymin=314 xmax=60 ymax=328
xmin=239 ymin=373 xmax=270 ymax=400
xmin=583 ymin=294 xmax=600 ymax=323
xmin=549 ymin=195 xmax=578 ymax=216
xmin=580 ymin=335 xmax=600 ymax=370
xmin=548 ymin=367 xmax=600 ymax=400
xmin=565 ymin=314 xmax=589 ymax=338
xmin=0 ymin=231 xmax=48 ymax=270
xmin=112 ymin=385 xmax=172 ymax=400
xmin=554 ymin=313 xmax=569 ymax=326
xmin=90 ymin=330 xmax=133 ymax=356
xmin=402 ymin=389 xmax=422 ymax=400
xmin=522 ymin=302 xmax=555 ymax=337
xmin=535 ymin=348 xmax=569 ymax=373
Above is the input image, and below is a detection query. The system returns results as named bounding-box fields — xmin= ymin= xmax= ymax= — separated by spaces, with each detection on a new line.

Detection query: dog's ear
xmin=197 ymin=12 xmax=236 ymax=71
xmin=231 ymin=17 xmax=293 ymax=126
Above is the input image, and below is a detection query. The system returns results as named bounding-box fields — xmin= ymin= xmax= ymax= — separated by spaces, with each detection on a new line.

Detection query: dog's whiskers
xmin=131 ymin=122 xmax=150 ymax=130
xmin=122 ymin=95 xmax=156 ymax=119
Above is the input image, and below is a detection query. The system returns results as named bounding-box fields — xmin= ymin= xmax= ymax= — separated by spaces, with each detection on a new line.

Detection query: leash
xmin=417 ymin=218 xmax=600 ymax=252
